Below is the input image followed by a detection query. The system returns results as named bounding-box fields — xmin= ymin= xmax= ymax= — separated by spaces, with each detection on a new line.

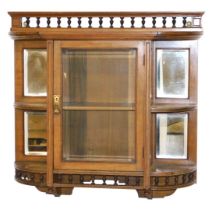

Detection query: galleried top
xmin=9 ymin=11 xmax=203 ymax=40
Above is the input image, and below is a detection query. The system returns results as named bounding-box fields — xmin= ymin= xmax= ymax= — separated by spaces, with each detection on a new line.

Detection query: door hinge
xmin=143 ymin=54 xmax=145 ymax=66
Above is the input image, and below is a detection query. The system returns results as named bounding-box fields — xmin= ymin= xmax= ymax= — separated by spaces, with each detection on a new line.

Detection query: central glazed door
xmin=53 ymin=41 xmax=146 ymax=172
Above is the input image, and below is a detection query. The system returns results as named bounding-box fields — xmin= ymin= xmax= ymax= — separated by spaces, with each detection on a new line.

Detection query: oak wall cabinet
xmin=9 ymin=12 xmax=203 ymax=198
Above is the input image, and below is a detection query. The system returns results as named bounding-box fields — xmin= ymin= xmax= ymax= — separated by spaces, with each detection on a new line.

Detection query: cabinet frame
xmin=152 ymin=41 xmax=198 ymax=105
xmin=151 ymin=41 xmax=198 ymax=167
xmin=15 ymin=40 xmax=48 ymax=162
xmin=15 ymin=40 xmax=47 ymax=103
xmin=151 ymin=110 xmax=197 ymax=166
xmin=9 ymin=11 xmax=203 ymax=198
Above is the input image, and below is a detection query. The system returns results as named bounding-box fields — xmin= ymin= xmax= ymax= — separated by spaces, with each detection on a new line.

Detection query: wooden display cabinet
xmin=9 ymin=12 xmax=203 ymax=198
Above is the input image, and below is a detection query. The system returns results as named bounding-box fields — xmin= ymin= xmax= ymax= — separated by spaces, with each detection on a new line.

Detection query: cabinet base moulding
xmin=15 ymin=168 xmax=196 ymax=198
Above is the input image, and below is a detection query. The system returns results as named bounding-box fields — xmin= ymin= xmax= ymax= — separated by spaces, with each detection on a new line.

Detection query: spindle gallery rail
xmin=9 ymin=12 xmax=203 ymax=29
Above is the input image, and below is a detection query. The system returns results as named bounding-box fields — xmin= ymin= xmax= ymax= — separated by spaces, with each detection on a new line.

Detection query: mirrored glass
xmin=157 ymin=49 xmax=189 ymax=98
xmin=24 ymin=49 xmax=47 ymax=96
xmin=156 ymin=113 xmax=188 ymax=159
xmin=24 ymin=111 xmax=47 ymax=155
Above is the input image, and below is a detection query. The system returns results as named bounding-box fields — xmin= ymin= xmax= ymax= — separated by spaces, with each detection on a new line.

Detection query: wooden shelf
xmin=15 ymin=102 xmax=47 ymax=110
xmin=151 ymin=164 xmax=196 ymax=176
xmin=28 ymin=144 xmax=47 ymax=147
xmin=151 ymin=104 xmax=196 ymax=113
xmin=15 ymin=161 xmax=46 ymax=173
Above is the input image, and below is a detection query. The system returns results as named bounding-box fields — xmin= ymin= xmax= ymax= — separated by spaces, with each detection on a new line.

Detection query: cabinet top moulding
xmin=8 ymin=11 xmax=204 ymax=40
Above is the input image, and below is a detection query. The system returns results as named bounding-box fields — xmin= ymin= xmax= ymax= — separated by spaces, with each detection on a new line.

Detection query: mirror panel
xmin=156 ymin=113 xmax=188 ymax=159
xmin=156 ymin=49 xmax=189 ymax=98
xmin=24 ymin=49 xmax=47 ymax=96
xmin=24 ymin=111 xmax=47 ymax=155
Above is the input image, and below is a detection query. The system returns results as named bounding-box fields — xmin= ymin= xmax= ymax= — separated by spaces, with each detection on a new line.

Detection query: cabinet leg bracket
xmin=36 ymin=186 xmax=74 ymax=196
xmin=137 ymin=189 xmax=176 ymax=198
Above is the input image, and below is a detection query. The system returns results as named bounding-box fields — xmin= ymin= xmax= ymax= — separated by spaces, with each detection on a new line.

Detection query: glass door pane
xmin=62 ymin=50 xmax=135 ymax=105
xmin=63 ymin=111 xmax=135 ymax=162
xmin=62 ymin=49 xmax=136 ymax=162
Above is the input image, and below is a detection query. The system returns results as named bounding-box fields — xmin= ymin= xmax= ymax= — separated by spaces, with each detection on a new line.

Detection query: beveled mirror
xmin=156 ymin=113 xmax=188 ymax=159
xmin=24 ymin=49 xmax=47 ymax=96
xmin=24 ymin=111 xmax=47 ymax=155
xmin=156 ymin=49 xmax=189 ymax=98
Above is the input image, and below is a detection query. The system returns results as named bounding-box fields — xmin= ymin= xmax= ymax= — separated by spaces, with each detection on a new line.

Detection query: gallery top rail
xmin=8 ymin=11 xmax=204 ymax=40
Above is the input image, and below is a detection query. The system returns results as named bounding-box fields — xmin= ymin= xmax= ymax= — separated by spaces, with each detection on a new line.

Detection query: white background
xmin=0 ymin=0 xmax=211 ymax=209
